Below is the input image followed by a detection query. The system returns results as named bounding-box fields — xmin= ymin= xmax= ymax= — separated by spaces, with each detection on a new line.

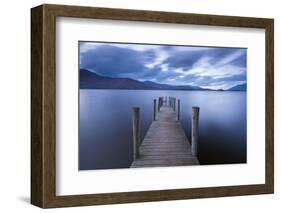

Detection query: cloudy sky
xmin=79 ymin=42 xmax=247 ymax=90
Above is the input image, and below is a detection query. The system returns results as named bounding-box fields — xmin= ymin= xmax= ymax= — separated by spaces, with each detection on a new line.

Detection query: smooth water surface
xmin=79 ymin=90 xmax=246 ymax=170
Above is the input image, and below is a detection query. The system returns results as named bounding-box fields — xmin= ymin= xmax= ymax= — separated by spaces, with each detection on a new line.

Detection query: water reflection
xmin=79 ymin=89 xmax=246 ymax=170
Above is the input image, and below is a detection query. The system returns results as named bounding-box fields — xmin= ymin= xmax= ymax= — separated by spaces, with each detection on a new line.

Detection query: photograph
xmin=78 ymin=41 xmax=247 ymax=170
xmin=30 ymin=4 xmax=274 ymax=208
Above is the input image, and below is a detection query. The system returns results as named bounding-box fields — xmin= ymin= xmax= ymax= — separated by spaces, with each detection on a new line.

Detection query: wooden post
xmin=158 ymin=97 xmax=161 ymax=112
xmin=173 ymin=98 xmax=176 ymax=111
xmin=132 ymin=107 xmax=140 ymax=160
xmin=153 ymin=99 xmax=156 ymax=121
xmin=177 ymin=99 xmax=180 ymax=120
xmin=169 ymin=97 xmax=171 ymax=106
xmin=191 ymin=107 xmax=200 ymax=156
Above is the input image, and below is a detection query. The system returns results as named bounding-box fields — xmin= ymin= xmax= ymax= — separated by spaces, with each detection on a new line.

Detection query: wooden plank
xmin=136 ymin=155 xmax=197 ymax=160
xmin=139 ymin=154 xmax=193 ymax=158
xmin=131 ymin=103 xmax=199 ymax=168
xmin=140 ymin=146 xmax=189 ymax=150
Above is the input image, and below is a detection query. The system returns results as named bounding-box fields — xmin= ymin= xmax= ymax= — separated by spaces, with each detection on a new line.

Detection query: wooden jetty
xmin=131 ymin=97 xmax=200 ymax=168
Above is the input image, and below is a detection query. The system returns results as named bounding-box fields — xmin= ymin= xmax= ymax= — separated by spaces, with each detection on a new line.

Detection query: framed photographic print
xmin=31 ymin=4 xmax=274 ymax=208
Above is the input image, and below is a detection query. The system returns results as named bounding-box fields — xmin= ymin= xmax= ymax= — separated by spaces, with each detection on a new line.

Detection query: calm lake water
xmin=79 ymin=89 xmax=246 ymax=170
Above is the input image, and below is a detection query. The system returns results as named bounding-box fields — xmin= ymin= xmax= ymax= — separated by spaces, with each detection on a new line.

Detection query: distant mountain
xmin=143 ymin=80 xmax=202 ymax=90
xmin=80 ymin=69 xmax=150 ymax=89
xmin=143 ymin=80 xmax=174 ymax=90
xmin=228 ymin=83 xmax=247 ymax=91
xmin=80 ymin=69 xmax=208 ymax=90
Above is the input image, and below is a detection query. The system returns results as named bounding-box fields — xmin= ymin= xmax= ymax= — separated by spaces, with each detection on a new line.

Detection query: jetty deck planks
xmin=131 ymin=104 xmax=199 ymax=168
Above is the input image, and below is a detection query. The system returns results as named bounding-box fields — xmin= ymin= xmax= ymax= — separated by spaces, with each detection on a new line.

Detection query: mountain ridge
xmin=80 ymin=69 xmax=246 ymax=91
xmin=228 ymin=83 xmax=247 ymax=91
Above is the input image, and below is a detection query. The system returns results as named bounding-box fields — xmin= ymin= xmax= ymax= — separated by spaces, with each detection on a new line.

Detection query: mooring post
xmin=158 ymin=97 xmax=161 ymax=112
xmin=169 ymin=97 xmax=171 ymax=106
xmin=177 ymin=99 xmax=180 ymax=120
xmin=153 ymin=99 xmax=156 ymax=121
xmin=191 ymin=107 xmax=200 ymax=156
xmin=173 ymin=98 xmax=176 ymax=111
xmin=132 ymin=107 xmax=140 ymax=160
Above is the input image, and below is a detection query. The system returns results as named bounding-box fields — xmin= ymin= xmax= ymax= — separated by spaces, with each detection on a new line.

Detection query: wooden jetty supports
xmin=168 ymin=97 xmax=176 ymax=110
xmin=191 ymin=107 xmax=200 ymax=156
xmin=132 ymin=107 xmax=140 ymax=160
xmin=158 ymin=97 xmax=164 ymax=112
xmin=153 ymin=99 xmax=156 ymax=121
xmin=177 ymin=99 xmax=180 ymax=121
xmin=168 ymin=97 xmax=171 ymax=106
xmin=171 ymin=97 xmax=176 ymax=111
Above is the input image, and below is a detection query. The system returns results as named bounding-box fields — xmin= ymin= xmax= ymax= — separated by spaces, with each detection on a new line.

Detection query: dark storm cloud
xmin=163 ymin=51 xmax=203 ymax=70
xmin=80 ymin=44 xmax=155 ymax=78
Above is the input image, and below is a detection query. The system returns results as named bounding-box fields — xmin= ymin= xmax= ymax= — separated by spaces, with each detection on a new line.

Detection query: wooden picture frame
xmin=31 ymin=4 xmax=274 ymax=208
